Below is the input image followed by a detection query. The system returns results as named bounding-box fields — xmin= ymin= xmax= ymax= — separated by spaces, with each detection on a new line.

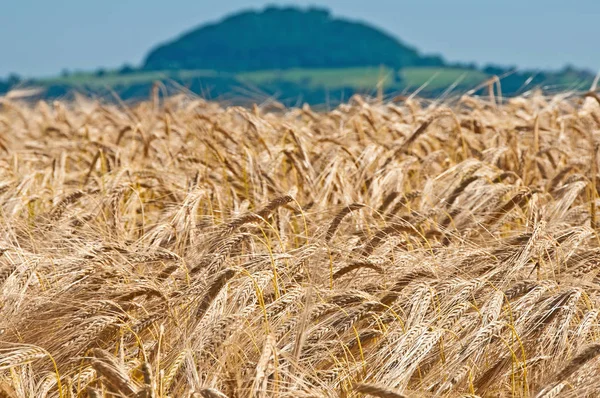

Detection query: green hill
xmin=143 ymin=6 xmax=444 ymax=72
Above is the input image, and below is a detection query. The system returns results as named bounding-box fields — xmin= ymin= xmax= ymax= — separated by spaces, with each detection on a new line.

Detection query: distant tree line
xmin=0 ymin=73 xmax=24 ymax=93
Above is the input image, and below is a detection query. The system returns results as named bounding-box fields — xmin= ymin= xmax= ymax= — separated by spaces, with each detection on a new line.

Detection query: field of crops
xmin=36 ymin=67 xmax=488 ymax=94
xmin=0 ymin=89 xmax=599 ymax=397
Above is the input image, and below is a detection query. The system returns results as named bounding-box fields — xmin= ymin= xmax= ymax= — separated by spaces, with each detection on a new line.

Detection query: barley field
xmin=0 ymin=90 xmax=599 ymax=398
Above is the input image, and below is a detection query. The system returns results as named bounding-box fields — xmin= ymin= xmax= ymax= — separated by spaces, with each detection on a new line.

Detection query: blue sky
xmin=1 ymin=0 xmax=598 ymax=78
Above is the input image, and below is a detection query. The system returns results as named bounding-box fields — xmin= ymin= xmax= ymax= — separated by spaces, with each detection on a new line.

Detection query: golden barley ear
xmin=90 ymin=348 xmax=138 ymax=397
xmin=326 ymin=203 xmax=365 ymax=242
xmin=221 ymin=195 xmax=293 ymax=235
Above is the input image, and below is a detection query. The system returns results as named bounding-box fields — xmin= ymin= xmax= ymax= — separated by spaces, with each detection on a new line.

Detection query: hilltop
xmin=143 ymin=6 xmax=445 ymax=72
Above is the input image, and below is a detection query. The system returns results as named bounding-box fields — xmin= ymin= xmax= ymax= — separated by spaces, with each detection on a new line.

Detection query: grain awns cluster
xmin=0 ymin=90 xmax=600 ymax=397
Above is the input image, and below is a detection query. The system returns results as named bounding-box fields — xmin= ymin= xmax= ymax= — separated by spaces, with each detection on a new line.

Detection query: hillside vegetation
xmin=143 ymin=7 xmax=444 ymax=72
xmin=28 ymin=65 xmax=595 ymax=107
xmin=0 ymin=91 xmax=600 ymax=397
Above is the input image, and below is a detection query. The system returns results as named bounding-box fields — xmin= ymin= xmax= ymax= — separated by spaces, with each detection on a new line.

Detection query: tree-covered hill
xmin=143 ymin=6 xmax=445 ymax=72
